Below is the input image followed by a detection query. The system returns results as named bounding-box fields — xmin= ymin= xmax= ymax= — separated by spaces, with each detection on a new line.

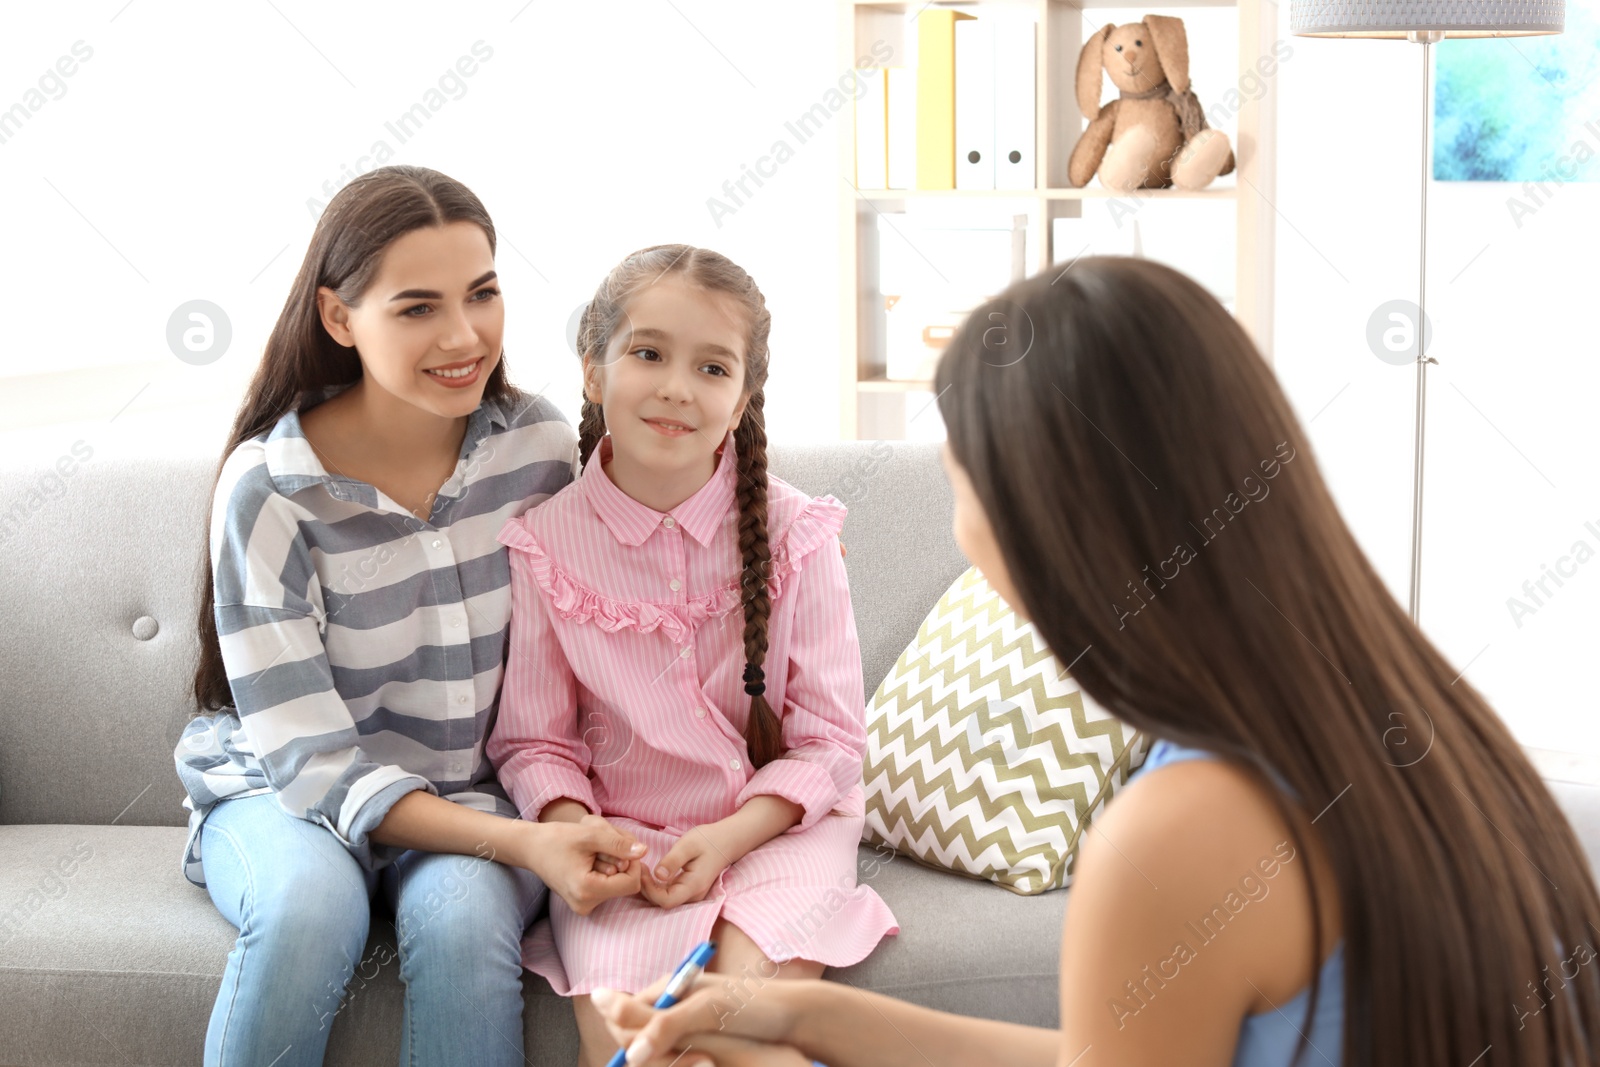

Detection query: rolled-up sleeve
xmin=212 ymin=488 xmax=430 ymax=870
xmin=734 ymin=529 xmax=867 ymax=831
xmin=486 ymin=533 xmax=599 ymax=820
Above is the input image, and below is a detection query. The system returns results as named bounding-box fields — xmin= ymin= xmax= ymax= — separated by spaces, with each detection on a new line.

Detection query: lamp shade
xmin=1291 ymin=1 xmax=1564 ymax=37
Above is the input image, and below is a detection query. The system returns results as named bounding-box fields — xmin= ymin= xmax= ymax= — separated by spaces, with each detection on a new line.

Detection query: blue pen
xmin=606 ymin=940 xmax=718 ymax=1067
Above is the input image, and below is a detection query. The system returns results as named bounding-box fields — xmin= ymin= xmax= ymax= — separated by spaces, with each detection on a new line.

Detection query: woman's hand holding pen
xmin=592 ymin=971 xmax=814 ymax=1067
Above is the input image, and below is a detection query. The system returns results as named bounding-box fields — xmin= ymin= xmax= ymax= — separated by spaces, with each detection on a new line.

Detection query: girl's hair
xmin=192 ymin=165 xmax=516 ymax=712
xmin=935 ymin=257 xmax=1600 ymax=1065
xmin=574 ymin=244 xmax=783 ymax=769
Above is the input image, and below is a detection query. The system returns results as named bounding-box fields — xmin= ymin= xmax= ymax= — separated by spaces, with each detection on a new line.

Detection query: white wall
xmin=3 ymin=2 xmax=1593 ymax=752
xmin=0 ymin=0 xmax=845 ymax=451
xmin=1270 ymin=5 xmax=1600 ymax=753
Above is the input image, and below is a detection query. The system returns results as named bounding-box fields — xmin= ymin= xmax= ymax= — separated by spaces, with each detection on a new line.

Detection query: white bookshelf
xmin=838 ymin=0 xmax=1278 ymax=438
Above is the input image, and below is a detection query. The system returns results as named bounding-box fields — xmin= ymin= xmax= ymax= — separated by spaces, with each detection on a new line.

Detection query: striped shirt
xmin=489 ymin=430 xmax=898 ymax=992
xmin=173 ymin=383 xmax=578 ymax=887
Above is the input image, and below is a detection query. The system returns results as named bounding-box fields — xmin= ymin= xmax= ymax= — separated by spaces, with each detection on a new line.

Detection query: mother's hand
xmin=518 ymin=815 xmax=645 ymax=915
xmin=592 ymin=973 xmax=809 ymax=1066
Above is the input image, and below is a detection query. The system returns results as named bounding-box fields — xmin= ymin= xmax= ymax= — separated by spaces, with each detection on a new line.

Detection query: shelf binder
xmin=915 ymin=9 xmax=975 ymax=190
xmin=954 ymin=19 xmax=995 ymax=191
xmin=993 ymin=20 xmax=1035 ymax=190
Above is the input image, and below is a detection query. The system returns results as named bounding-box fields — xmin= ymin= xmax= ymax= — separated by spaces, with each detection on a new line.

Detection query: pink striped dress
xmin=488 ymin=430 xmax=899 ymax=994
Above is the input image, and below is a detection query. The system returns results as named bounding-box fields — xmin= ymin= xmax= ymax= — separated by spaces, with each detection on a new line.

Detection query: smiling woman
xmin=296 ymin=226 xmax=503 ymax=501
xmin=299 ymin=223 xmax=509 ymax=517
xmin=174 ymin=165 xmax=643 ymax=1067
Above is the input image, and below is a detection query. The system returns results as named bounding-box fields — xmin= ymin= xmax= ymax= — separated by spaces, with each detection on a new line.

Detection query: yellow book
xmin=916 ymin=9 xmax=976 ymax=190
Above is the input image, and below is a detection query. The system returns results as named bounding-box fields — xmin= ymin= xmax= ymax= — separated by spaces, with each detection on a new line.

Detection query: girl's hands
xmin=638 ymin=827 xmax=732 ymax=909
xmin=591 ymin=974 xmax=808 ymax=1067
xmin=522 ymin=813 xmax=647 ymax=915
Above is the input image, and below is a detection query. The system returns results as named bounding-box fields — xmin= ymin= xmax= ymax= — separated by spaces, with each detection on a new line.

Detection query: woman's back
xmin=933 ymin=256 xmax=1600 ymax=1063
xmin=1135 ymin=740 xmax=1345 ymax=1067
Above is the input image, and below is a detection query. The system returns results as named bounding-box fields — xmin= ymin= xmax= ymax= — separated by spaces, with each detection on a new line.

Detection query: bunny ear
xmin=1076 ymin=23 xmax=1115 ymax=122
xmin=1143 ymin=15 xmax=1190 ymax=95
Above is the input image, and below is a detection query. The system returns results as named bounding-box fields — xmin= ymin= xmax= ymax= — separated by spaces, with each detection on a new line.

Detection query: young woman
xmin=174 ymin=165 xmax=645 ymax=1067
xmin=588 ymin=256 xmax=1600 ymax=1066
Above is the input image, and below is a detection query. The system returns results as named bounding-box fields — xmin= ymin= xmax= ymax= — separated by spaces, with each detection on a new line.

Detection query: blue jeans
xmin=199 ymin=793 xmax=547 ymax=1067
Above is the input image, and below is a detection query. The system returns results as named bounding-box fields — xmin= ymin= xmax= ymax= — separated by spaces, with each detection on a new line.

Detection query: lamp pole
xmin=1292 ymin=4 xmax=1565 ymax=624
xmin=1408 ymin=29 xmax=1443 ymax=623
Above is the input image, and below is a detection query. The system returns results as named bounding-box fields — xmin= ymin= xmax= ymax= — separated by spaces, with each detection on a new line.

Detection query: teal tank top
xmin=1135 ymin=739 xmax=1345 ymax=1066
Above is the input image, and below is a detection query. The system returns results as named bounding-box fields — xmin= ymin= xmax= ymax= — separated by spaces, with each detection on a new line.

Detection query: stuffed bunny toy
xmin=1068 ymin=15 xmax=1235 ymax=192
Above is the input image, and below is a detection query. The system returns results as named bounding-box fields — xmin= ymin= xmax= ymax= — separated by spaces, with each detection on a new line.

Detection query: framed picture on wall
xmin=1434 ymin=5 xmax=1600 ymax=183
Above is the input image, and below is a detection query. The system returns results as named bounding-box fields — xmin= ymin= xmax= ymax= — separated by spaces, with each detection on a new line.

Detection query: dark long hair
xmin=935 ymin=257 xmax=1600 ymax=1065
xmin=192 ymin=165 xmax=516 ymax=712
xmin=573 ymin=244 xmax=783 ymax=770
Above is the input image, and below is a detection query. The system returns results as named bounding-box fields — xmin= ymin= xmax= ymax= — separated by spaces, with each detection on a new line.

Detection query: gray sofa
xmin=3 ymin=439 xmax=1600 ymax=1066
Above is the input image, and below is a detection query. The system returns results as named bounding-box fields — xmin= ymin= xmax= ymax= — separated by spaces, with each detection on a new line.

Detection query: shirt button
xmin=694 ymin=707 xmax=707 ymax=719
xmin=451 ymin=617 xmax=463 ymax=628
xmin=680 ymin=646 xmax=693 ymax=659
xmin=663 ymin=517 xmax=676 ymax=529
xmin=457 ymin=693 xmax=469 ymax=705
xmin=669 ymin=578 xmax=682 ymax=592
xmin=729 ymin=758 xmax=742 ymax=771
xmin=431 ymin=539 xmax=442 ymax=549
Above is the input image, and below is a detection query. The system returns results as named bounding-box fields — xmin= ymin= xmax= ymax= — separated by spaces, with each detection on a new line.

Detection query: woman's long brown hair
xmin=935 ymin=257 xmax=1600 ymax=1065
xmin=192 ymin=165 xmax=517 ymax=712
xmin=574 ymin=244 xmax=784 ymax=769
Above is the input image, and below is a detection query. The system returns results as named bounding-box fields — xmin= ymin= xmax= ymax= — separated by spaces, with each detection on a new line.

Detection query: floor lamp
xmin=1289 ymin=2 xmax=1565 ymax=623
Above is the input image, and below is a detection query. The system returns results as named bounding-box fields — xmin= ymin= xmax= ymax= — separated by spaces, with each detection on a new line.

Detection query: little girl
xmin=487 ymin=244 xmax=898 ymax=1064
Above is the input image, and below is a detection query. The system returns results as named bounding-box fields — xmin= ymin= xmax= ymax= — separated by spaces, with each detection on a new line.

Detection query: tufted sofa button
xmin=132 ymin=615 xmax=159 ymax=641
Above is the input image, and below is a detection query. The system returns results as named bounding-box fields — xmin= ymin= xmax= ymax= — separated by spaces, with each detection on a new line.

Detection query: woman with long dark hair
xmin=174 ymin=165 xmax=645 ymax=1066
xmin=588 ymin=256 xmax=1600 ymax=1066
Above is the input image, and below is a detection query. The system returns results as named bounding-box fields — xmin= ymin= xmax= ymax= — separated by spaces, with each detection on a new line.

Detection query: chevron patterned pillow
xmin=862 ymin=566 xmax=1149 ymax=894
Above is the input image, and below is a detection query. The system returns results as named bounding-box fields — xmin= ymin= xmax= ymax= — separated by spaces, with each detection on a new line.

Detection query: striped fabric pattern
xmin=173 ymin=383 xmax=579 ymax=886
xmin=489 ymin=431 xmax=898 ymax=993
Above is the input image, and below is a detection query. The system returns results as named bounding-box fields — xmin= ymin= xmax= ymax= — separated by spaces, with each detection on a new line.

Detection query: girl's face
xmin=584 ymin=276 xmax=751 ymax=478
xmin=941 ymin=441 xmax=1024 ymax=618
xmin=316 ymin=221 xmax=503 ymax=420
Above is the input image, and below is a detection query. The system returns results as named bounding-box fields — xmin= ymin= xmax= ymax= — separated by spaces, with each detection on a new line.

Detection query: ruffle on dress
xmin=497 ymin=496 xmax=845 ymax=644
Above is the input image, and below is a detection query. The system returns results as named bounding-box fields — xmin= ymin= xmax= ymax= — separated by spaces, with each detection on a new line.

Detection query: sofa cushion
xmin=863 ymin=567 xmax=1148 ymax=894
xmin=0 ymin=826 xmax=1066 ymax=1066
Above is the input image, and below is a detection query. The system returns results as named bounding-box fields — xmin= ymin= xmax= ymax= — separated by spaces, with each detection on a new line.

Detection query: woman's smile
xmin=422 ymin=355 xmax=485 ymax=388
